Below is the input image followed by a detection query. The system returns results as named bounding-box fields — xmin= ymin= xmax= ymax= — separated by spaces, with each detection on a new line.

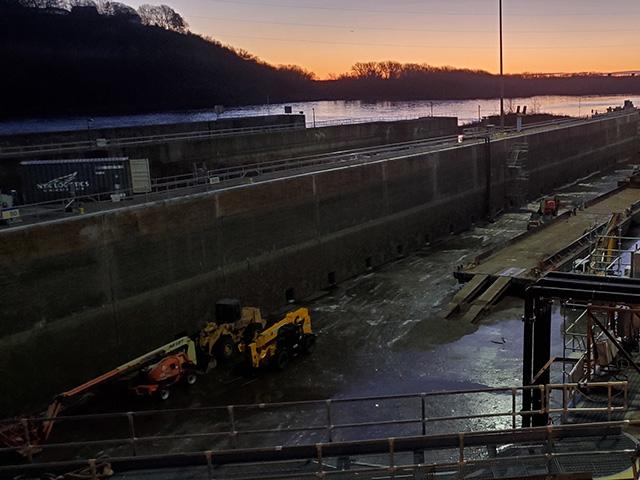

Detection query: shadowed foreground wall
xmin=0 ymin=112 xmax=638 ymax=414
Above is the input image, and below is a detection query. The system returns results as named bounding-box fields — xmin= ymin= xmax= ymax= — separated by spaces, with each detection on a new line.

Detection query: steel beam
xmin=532 ymin=298 xmax=552 ymax=426
xmin=0 ymin=423 xmax=625 ymax=478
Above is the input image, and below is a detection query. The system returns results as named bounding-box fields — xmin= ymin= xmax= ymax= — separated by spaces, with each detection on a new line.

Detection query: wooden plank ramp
xmin=444 ymin=274 xmax=491 ymax=319
xmin=461 ymin=276 xmax=512 ymax=324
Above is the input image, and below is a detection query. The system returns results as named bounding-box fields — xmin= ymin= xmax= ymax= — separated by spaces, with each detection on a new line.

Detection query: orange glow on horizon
xmin=126 ymin=0 xmax=640 ymax=80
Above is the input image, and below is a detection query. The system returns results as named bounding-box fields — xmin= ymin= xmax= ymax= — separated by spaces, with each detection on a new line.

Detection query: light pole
xmin=578 ymin=97 xmax=582 ymax=117
xmin=86 ymin=118 xmax=94 ymax=140
xmin=499 ymin=0 xmax=505 ymax=128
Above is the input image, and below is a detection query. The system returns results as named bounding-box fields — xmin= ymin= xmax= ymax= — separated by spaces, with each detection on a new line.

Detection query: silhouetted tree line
xmin=318 ymin=61 xmax=640 ymax=101
xmin=0 ymin=0 xmax=314 ymax=118
xmin=2 ymin=1 xmax=640 ymax=118
xmin=4 ymin=0 xmax=187 ymax=31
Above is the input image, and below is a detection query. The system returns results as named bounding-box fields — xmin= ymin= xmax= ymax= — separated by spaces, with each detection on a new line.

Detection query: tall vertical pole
xmin=522 ymin=290 xmax=534 ymax=428
xmin=499 ymin=0 xmax=505 ymax=128
xmin=484 ymin=136 xmax=492 ymax=218
xmin=532 ymin=298 xmax=552 ymax=427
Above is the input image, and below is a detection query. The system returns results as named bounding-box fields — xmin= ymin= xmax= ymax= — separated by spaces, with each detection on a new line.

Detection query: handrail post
xmin=625 ymin=382 xmax=629 ymax=411
xmin=316 ymin=443 xmax=324 ymax=477
xmin=388 ymin=437 xmax=395 ymax=479
xmin=546 ymin=425 xmax=554 ymax=475
xmin=205 ymin=450 xmax=214 ymax=480
xmin=227 ymin=406 xmax=237 ymax=448
xmin=89 ymin=458 xmax=97 ymax=480
xmin=325 ymin=400 xmax=333 ymax=443
xmin=421 ymin=394 xmax=427 ymax=435
xmin=458 ymin=432 xmax=465 ymax=479
xmin=127 ymin=412 xmax=137 ymax=457
xmin=511 ymin=388 xmax=517 ymax=429
xmin=21 ymin=418 xmax=34 ymax=463
xmin=608 ymin=383 xmax=613 ymax=421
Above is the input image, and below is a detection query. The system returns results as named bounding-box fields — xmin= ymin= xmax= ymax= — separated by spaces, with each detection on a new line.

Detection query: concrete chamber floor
xmin=168 ymin=166 xmax=636 ymax=410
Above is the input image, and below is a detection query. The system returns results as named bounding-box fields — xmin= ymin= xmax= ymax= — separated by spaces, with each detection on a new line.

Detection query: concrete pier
xmin=448 ymin=184 xmax=640 ymax=323
xmin=467 ymin=187 xmax=640 ymax=282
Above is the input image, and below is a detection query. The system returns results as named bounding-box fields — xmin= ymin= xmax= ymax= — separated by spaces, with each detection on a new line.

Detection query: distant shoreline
xmin=2 ymin=95 xmax=636 ymax=136
xmin=3 ymin=2 xmax=640 ymax=120
xmin=1 ymin=93 xmax=638 ymax=123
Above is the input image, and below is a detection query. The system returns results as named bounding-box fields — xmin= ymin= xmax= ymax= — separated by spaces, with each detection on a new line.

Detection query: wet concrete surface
xmin=24 ymin=165 xmax=640 ymax=464
xmin=175 ymin=167 xmax=635 ymax=407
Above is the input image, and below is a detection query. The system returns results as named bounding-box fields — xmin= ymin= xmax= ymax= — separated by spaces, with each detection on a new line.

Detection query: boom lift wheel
xmin=158 ymin=389 xmax=171 ymax=401
xmin=186 ymin=373 xmax=198 ymax=385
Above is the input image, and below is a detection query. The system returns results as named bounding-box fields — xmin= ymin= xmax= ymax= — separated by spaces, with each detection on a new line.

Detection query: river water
xmin=1 ymin=94 xmax=638 ymax=135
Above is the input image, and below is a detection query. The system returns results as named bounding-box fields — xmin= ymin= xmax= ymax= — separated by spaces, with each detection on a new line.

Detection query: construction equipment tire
xmin=275 ymin=350 xmax=289 ymax=370
xmin=215 ymin=336 xmax=235 ymax=362
xmin=159 ymin=389 xmax=171 ymax=401
xmin=302 ymin=334 xmax=316 ymax=354
xmin=186 ymin=373 xmax=198 ymax=385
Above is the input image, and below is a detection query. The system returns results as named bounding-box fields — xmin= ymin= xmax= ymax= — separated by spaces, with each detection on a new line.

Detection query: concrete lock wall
xmin=0 ymin=112 xmax=638 ymax=414
xmin=0 ymin=115 xmax=307 ymax=147
xmin=0 ymin=117 xmax=459 ymax=191
xmin=122 ymin=117 xmax=461 ymax=177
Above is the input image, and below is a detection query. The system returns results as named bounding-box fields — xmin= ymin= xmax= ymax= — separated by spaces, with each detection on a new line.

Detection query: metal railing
xmin=306 ymin=114 xmax=435 ymax=129
xmin=576 ymin=234 xmax=640 ymax=277
xmin=464 ymin=108 xmax=637 ymax=138
xmin=0 ymin=382 xmax=628 ymax=462
xmin=0 ymin=122 xmax=307 ymax=158
xmin=0 ymin=115 xmax=446 ymax=158
xmin=2 ymin=109 xmax=636 ymax=230
xmin=149 ymin=132 xmax=469 ymax=187
xmin=1 ymin=107 xmax=634 ymax=159
xmin=0 ymin=133 xmax=474 ymax=229
xmin=1 ymin=421 xmax=636 ymax=480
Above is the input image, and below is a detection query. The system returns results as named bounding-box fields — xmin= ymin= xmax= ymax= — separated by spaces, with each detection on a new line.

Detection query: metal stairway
xmin=505 ymin=142 xmax=529 ymax=209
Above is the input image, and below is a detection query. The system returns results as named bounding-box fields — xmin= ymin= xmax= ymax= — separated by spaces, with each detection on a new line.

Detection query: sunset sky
xmin=126 ymin=0 xmax=640 ymax=79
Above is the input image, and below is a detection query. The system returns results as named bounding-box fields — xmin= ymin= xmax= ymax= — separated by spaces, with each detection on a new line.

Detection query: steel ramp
xmin=444 ymin=274 xmax=491 ymax=318
xmin=461 ymin=276 xmax=512 ymax=324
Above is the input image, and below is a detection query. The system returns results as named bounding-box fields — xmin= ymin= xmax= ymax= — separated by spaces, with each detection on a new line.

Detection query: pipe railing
xmin=1 ymin=421 xmax=636 ymax=480
xmin=0 ymin=122 xmax=307 ymax=157
xmin=0 ymin=382 xmax=628 ymax=462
